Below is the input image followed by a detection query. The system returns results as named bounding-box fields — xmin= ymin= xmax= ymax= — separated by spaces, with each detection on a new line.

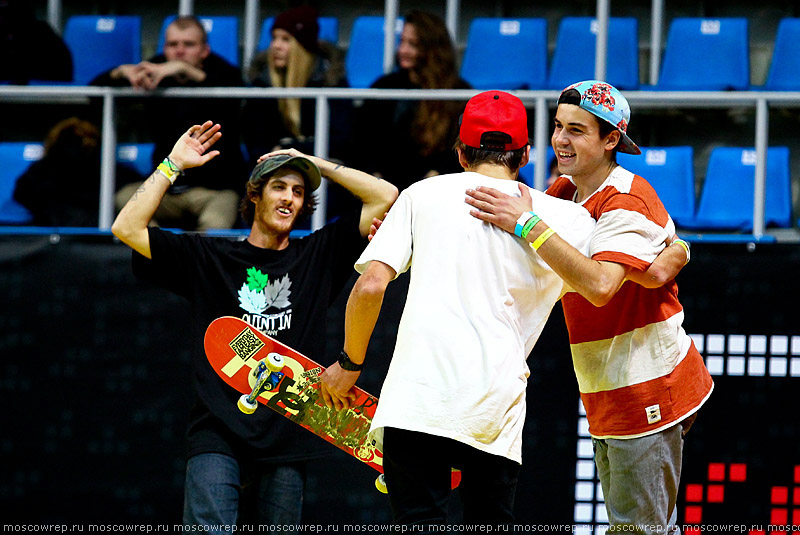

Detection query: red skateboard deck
xmin=204 ymin=316 xmax=462 ymax=492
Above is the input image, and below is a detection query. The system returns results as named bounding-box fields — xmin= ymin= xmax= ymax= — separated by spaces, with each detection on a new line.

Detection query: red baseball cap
xmin=459 ymin=91 xmax=529 ymax=151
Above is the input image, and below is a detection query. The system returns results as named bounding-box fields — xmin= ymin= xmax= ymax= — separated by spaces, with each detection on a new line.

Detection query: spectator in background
xmin=0 ymin=0 xmax=72 ymax=84
xmin=354 ymin=10 xmax=471 ymax=192
xmin=243 ymin=6 xmax=351 ymax=160
xmin=91 ymin=15 xmax=245 ymax=231
xmin=13 ymin=117 xmax=140 ymax=226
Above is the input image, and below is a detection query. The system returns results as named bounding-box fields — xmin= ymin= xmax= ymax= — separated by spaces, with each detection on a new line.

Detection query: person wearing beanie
xmin=271 ymin=5 xmax=320 ymax=55
xmin=243 ymin=7 xmax=351 ymax=167
xmin=466 ymin=80 xmax=712 ymax=534
xmin=319 ymin=90 xmax=596 ymax=527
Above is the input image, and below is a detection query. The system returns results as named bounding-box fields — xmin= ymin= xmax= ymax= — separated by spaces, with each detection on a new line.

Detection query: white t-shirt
xmin=355 ymin=172 xmax=595 ymax=464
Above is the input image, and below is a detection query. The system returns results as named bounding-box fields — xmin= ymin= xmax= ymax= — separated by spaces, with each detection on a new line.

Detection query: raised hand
xmin=257 ymin=147 xmax=307 ymax=163
xmin=168 ymin=121 xmax=222 ymax=171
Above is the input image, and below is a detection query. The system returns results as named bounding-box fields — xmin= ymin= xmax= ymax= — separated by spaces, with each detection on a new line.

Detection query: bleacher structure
xmin=618 ymin=147 xmax=696 ymax=228
xmin=547 ymin=16 xmax=639 ymax=91
xmin=651 ymin=17 xmax=751 ymax=91
xmin=1 ymin=6 xmax=799 ymax=236
xmin=459 ymin=17 xmax=548 ymax=90
xmin=344 ymin=16 xmax=404 ymax=89
xmin=62 ymin=15 xmax=142 ymax=85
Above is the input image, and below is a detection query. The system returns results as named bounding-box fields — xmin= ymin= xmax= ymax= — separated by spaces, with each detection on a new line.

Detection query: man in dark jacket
xmin=92 ymin=15 xmax=246 ymax=230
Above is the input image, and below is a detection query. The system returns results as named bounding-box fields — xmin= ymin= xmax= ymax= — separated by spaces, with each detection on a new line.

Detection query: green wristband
xmin=520 ymin=215 xmax=541 ymax=239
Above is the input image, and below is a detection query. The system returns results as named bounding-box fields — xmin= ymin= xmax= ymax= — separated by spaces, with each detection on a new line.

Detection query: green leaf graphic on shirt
xmin=246 ymin=267 xmax=269 ymax=291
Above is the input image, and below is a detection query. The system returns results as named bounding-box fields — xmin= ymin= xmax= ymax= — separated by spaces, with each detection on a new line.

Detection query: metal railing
xmin=43 ymin=0 xmax=664 ymax=86
xmin=1 ymin=85 xmax=798 ymax=237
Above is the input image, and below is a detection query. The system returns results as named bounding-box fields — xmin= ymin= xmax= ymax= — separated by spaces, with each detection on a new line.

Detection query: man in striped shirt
xmin=465 ymin=80 xmax=713 ymax=534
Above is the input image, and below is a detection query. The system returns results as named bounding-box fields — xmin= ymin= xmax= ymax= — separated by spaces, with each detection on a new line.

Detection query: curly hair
xmin=239 ymin=169 xmax=318 ymax=227
xmin=44 ymin=117 xmax=99 ymax=157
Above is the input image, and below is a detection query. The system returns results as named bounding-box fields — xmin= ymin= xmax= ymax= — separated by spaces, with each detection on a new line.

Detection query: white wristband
xmin=514 ymin=212 xmax=534 ymax=237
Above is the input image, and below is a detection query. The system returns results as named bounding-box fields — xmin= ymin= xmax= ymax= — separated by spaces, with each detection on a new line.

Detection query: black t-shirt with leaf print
xmin=132 ymin=211 xmax=366 ymax=463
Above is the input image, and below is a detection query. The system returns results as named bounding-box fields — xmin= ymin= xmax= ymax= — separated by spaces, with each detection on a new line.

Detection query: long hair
xmin=404 ymin=11 xmax=463 ymax=156
xmin=239 ymin=170 xmax=318 ymax=227
xmin=44 ymin=118 xmax=99 ymax=157
xmin=269 ymin=36 xmax=316 ymax=138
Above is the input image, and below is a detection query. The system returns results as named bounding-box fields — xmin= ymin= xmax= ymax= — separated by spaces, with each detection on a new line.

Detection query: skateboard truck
xmin=373 ymin=469 xmax=460 ymax=495
xmin=237 ymin=352 xmax=286 ymax=414
xmin=375 ymin=473 xmax=387 ymax=494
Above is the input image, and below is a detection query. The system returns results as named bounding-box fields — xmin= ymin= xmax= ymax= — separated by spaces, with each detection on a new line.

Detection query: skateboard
xmin=203 ymin=316 xmax=461 ymax=493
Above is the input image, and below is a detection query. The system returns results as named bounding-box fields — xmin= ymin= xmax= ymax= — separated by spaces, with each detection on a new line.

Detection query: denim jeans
xmin=593 ymin=423 xmax=684 ymax=535
xmin=183 ymin=453 xmax=305 ymax=534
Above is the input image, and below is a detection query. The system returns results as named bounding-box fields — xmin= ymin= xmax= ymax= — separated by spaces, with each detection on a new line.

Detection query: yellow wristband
xmin=672 ymin=238 xmax=691 ymax=265
xmin=155 ymin=157 xmax=182 ymax=185
xmin=531 ymin=227 xmax=556 ymax=251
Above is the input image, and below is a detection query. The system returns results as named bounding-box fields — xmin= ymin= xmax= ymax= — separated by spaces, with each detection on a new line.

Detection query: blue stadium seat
xmin=763 ymin=18 xmax=800 ymax=91
xmin=691 ymin=147 xmax=792 ymax=231
xmin=257 ymin=16 xmax=339 ymax=52
xmin=518 ymin=148 xmax=555 ymax=190
xmin=547 ymin=17 xmax=639 ymax=90
xmin=63 ymin=15 xmax=142 ymax=85
xmin=0 ymin=142 xmax=43 ymax=224
xmin=460 ymin=18 xmax=548 ymax=89
xmin=617 ymin=147 xmax=696 ymax=228
xmin=158 ymin=15 xmax=239 ymax=66
xmin=116 ymin=143 xmax=156 ymax=178
xmin=654 ymin=18 xmax=749 ymax=90
xmin=345 ymin=16 xmax=404 ymax=89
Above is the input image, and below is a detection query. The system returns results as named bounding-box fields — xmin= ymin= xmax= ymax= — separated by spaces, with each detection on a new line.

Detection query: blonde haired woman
xmin=243 ymin=6 xmax=350 ymax=161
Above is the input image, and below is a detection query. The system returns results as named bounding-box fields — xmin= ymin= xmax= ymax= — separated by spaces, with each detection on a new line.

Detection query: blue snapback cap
xmin=559 ymin=80 xmax=641 ymax=155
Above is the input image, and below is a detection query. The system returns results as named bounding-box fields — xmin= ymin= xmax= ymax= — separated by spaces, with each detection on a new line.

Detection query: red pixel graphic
xmin=682 ymin=463 xmax=800 ymax=534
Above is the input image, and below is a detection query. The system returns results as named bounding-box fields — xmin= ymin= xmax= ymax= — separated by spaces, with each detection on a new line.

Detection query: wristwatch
xmin=338 ymin=350 xmax=364 ymax=371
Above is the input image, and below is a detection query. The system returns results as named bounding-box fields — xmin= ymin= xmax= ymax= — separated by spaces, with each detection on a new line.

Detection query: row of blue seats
xmin=30 ymin=15 xmax=800 ymax=91
xmin=518 ymin=145 xmax=793 ymax=232
xmin=0 ymin=142 xmax=153 ymax=224
xmin=0 ymin=141 xmax=792 ymax=232
xmin=46 ymin=14 xmax=338 ymax=86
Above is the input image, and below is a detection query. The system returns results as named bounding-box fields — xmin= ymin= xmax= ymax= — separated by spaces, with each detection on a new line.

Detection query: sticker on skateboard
xmin=204 ymin=316 xmax=461 ymax=493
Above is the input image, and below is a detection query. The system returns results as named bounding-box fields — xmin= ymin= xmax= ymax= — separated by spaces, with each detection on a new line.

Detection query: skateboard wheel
xmin=265 ymin=352 xmax=285 ymax=373
xmin=375 ymin=473 xmax=388 ymax=494
xmin=237 ymin=394 xmax=258 ymax=414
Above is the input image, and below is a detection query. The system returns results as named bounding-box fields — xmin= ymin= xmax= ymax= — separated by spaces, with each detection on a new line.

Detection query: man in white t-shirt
xmin=319 ymin=91 xmax=595 ymax=528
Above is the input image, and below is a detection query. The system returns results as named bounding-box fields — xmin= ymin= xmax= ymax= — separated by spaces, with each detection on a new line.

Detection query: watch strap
xmin=338 ymin=350 xmax=363 ymax=371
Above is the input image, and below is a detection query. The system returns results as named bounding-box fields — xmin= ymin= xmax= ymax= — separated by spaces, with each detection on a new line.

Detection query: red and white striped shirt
xmin=548 ymin=166 xmax=713 ymax=439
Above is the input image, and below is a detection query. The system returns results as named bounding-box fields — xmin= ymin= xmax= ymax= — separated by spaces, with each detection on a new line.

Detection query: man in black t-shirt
xmin=112 ymin=121 xmax=397 ymax=531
